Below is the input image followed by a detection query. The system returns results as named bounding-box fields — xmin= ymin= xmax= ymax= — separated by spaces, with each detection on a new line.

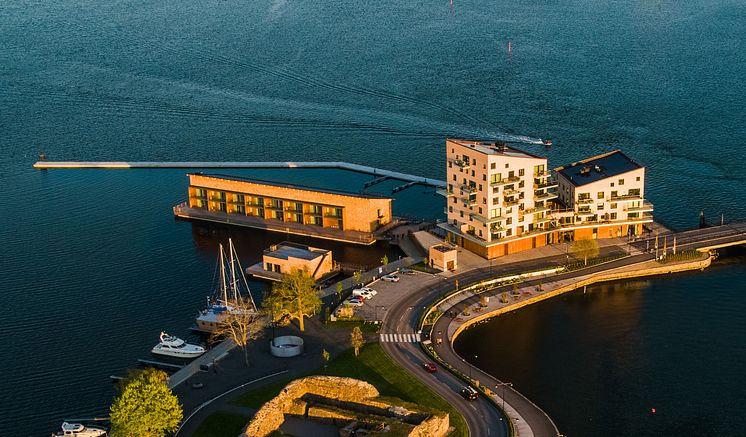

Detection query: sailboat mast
xmin=229 ymin=238 xmax=238 ymax=306
xmin=219 ymin=243 xmax=228 ymax=305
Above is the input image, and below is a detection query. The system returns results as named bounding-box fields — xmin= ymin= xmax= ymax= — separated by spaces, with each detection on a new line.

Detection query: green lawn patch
xmin=192 ymin=411 xmax=250 ymax=437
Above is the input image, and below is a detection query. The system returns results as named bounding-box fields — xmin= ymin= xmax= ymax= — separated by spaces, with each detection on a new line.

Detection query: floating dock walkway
xmin=33 ymin=161 xmax=446 ymax=188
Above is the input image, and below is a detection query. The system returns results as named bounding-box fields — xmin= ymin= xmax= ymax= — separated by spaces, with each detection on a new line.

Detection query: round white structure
xmin=270 ymin=336 xmax=304 ymax=357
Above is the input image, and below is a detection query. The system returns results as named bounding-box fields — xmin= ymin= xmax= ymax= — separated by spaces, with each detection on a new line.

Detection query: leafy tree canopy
xmin=263 ymin=268 xmax=321 ymax=332
xmin=110 ymin=368 xmax=182 ymax=437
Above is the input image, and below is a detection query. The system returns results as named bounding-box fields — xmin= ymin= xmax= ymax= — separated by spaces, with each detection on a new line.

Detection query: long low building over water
xmin=174 ymin=173 xmax=393 ymax=244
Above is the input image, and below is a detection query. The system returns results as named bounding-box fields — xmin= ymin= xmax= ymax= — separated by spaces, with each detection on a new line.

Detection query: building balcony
xmin=503 ymin=188 xmax=520 ymax=196
xmin=503 ymin=199 xmax=520 ymax=207
xmin=577 ymin=198 xmax=594 ymax=205
xmin=451 ymin=159 xmax=470 ymax=169
xmin=265 ymin=205 xmax=284 ymax=210
xmin=535 ymin=191 xmax=558 ymax=201
xmin=436 ymin=188 xmax=455 ymax=198
xmin=490 ymin=175 xmax=521 ymax=187
xmin=532 ymin=216 xmax=552 ymax=225
xmin=533 ymin=170 xmax=552 ymax=179
xmin=625 ymin=201 xmax=654 ymax=212
xmin=521 ymin=205 xmax=551 ymax=215
xmin=470 ymin=212 xmax=505 ymax=225
xmin=534 ymin=179 xmax=558 ymax=190
xmin=610 ymin=193 xmax=643 ymax=202
xmin=462 ymin=184 xmax=478 ymax=193
xmin=576 ymin=208 xmax=595 ymax=217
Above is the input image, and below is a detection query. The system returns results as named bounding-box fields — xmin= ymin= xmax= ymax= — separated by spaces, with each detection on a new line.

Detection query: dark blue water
xmin=1 ymin=0 xmax=744 ymax=435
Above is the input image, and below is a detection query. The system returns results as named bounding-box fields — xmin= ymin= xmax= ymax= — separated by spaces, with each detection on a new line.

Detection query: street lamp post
xmin=495 ymin=382 xmax=513 ymax=413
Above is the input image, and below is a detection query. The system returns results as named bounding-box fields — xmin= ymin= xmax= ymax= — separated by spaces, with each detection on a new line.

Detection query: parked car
xmin=353 ymin=290 xmax=375 ymax=300
xmin=345 ymin=297 xmax=364 ymax=307
xmin=399 ymin=268 xmax=415 ymax=275
xmin=352 ymin=287 xmax=377 ymax=297
xmin=381 ymin=274 xmax=400 ymax=282
xmin=422 ymin=362 xmax=437 ymax=373
xmin=460 ymin=386 xmax=478 ymax=401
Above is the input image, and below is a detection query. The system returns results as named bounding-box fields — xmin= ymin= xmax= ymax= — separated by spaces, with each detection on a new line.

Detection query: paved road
xmin=379 ymin=247 xmax=652 ymax=437
xmin=381 ymin=283 xmax=510 ymax=437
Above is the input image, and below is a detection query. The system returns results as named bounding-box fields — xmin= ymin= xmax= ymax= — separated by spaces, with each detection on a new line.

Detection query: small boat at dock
xmin=151 ymin=332 xmax=205 ymax=359
xmin=195 ymin=238 xmax=258 ymax=333
xmin=52 ymin=422 xmax=107 ymax=437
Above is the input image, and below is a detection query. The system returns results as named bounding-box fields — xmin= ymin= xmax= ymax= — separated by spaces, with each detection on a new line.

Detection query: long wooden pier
xmin=32 ymin=160 xmax=446 ymax=188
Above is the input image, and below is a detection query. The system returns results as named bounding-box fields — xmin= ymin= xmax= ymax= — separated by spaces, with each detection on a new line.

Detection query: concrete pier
xmin=32 ymin=161 xmax=446 ymax=188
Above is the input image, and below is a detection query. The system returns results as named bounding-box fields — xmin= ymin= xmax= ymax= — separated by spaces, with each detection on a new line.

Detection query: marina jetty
xmin=31 ymin=160 xmax=446 ymax=188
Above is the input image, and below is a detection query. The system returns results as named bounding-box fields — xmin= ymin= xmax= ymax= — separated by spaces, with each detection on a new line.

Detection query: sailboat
xmin=194 ymin=238 xmax=258 ymax=333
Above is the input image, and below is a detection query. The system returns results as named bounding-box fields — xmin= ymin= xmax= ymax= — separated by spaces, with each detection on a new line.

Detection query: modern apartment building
xmin=554 ymin=150 xmax=654 ymax=240
xmin=438 ymin=139 xmax=558 ymax=258
xmin=175 ymin=173 xmax=392 ymax=244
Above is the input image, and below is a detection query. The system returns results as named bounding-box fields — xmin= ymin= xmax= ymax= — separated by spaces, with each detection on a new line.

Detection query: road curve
xmin=381 ymin=281 xmax=509 ymax=437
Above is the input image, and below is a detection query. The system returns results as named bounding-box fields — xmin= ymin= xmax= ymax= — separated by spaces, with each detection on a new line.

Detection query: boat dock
xmin=167 ymin=339 xmax=236 ymax=389
xmin=32 ymin=161 xmax=446 ymax=188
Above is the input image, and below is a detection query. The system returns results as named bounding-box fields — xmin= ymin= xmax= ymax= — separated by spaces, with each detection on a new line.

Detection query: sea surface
xmin=1 ymin=0 xmax=744 ymax=435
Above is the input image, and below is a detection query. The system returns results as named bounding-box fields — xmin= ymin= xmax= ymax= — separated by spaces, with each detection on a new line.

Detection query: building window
xmin=519 ymin=180 xmax=524 ymax=188
xmin=479 ymin=230 xmax=483 ymax=237
xmin=265 ymin=263 xmax=273 ymax=271
xmin=506 ymin=217 xmax=512 ymax=225
xmin=610 ymin=213 xmax=617 ymax=220
xmin=597 ymin=203 xmax=604 ymax=210
xmin=518 ymin=215 xmax=524 ymax=222
xmin=471 ymin=170 xmax=475 ymax=177
xmin=629 ymin=188 xmax=641 ymax=196
xmin=453 ymin=197 xmax=457 ymax=204
xmin=274 ymin=264 xmax=281 ymax=273
xmin=493 ymin=187 xmax=499 ymax=194
xmin=505 ymin=163 xmax=509 ymax=169
xmin=449 ymin=206 xmax=453 ymax=213
xmin=610 ymin=203 xmax=617 ymax=209
xmin=483 ymin=174 xmax=487 ymax=181
xmin=619 ymin=179 xmax=624 ymax=186
xmin=448 ymin=161 xmax=452 ymax=168
xmin=491 ymin=163 xmax=496 ymax=170
xmin=490 ymin=208 xmax=501 ymax=218
xmin=448 ymin=184 xmax=453 ymax=193
xmin=492 ymin=197 xmax=499 ymax=205
xmin=478 ymin=184 xmax=482 ymax=191
xmin=611 ymin=182 xmax=615 ymax=187
xmin=598 ymin=191 xmax=604 ymax=199
xmin=636 ymin=176 xmax=641 ymax=181
xmin=611 ymin=190 xmax=618 ymax=198
xmin=478 ymin=207 xmax=483 ymax=214
xmin=460 ymin=211 xmax=464 ymax=218
xmin=519 ymin=168 xmax=525 ymax=177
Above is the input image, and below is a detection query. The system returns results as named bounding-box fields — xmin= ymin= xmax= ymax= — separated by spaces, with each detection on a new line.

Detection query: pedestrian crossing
xmin=379 ymin=333 xmax=419 ymax=343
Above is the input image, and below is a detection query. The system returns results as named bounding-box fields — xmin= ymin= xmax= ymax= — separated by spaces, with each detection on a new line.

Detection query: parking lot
xmin=345 ymin=269 xmax=445 ymax=322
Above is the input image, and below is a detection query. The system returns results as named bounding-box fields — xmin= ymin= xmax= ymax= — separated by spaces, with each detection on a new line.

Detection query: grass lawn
xmin=231 ymin=342 xmax=467 ymax=437
xmin=192 ymin=411 xmax=250 ymax=437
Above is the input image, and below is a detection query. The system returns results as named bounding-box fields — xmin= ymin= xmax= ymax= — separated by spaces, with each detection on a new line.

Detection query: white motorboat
xmin=52 ymin=422 xmax=107 ymax=437
xmin=151 ymin=332 xmax=205 ymax=358
xmin=195 ymin=239 xmax=258 ymax=333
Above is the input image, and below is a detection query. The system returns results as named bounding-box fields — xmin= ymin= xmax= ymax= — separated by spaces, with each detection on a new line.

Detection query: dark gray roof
xmin=265 ymin=242 xmax=328 ymax=261
xmin=556 ymin=150 xmax=642 ymax=187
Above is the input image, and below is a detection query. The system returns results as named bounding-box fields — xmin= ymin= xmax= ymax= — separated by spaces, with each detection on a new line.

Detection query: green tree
xmin=352 ymin=270 xmax=363 ymax=286
xmin=110 ymin=368 xmax=182 ymax=437
xmin=381 ymin=255 xmax=389 ymax=266
xmin=572 ymin=238 xmax=600 ymax=265
xmin=322 ymin=349 xmax=330 ymax=369
xmin=263 ymin=268 xmax=321 ymax=332
xmin=211 ymin=298 xmax=266 ymax=367
xmin=351 ymin=326 xmax=364 ymax=356
xmin=336 ymin=281 xmax=343 ymax=300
